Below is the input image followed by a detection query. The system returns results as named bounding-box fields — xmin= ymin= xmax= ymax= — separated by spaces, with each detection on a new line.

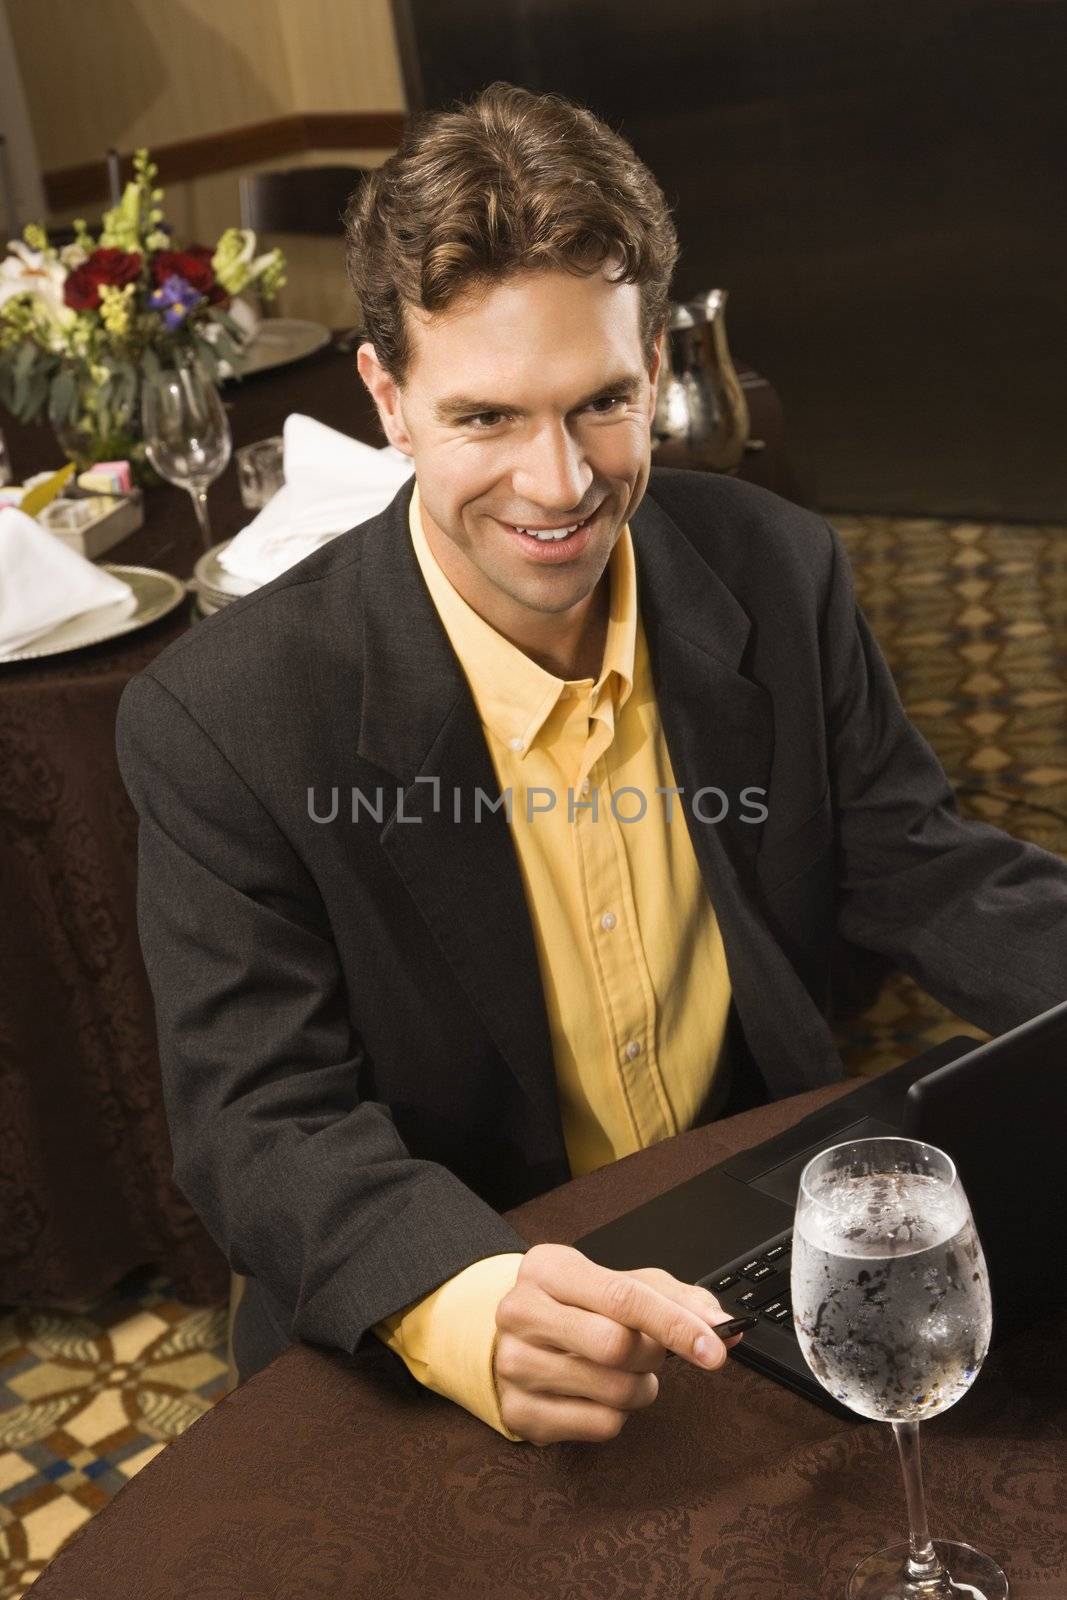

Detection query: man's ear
xmin=356 ymin=343 xmax=414 ymax=456
xmin=647 ymin=328 xmax=665 ymax=418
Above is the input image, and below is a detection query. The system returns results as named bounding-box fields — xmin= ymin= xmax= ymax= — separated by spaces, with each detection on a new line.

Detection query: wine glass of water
xmin=141 ymin=353 xmax=232 ymax=551
xmin=792 ymin=1138 xmax=1007 ymax=1599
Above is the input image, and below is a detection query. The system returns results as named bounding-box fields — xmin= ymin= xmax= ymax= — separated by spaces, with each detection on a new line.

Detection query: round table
xmin=0 ymin=344 xmax=792 ymax=1311
xmin=26 ymin=1079 xmax=1066 ymax=1599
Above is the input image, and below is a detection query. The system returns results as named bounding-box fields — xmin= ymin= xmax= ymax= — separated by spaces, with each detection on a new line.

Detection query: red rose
xmin=63 ymin=247 xmax=142 ymax=311
xmin=64 ymin=262 xmax=104 ymax=311
xmin=90 ymin=247 xmax=142 ymax=286
xmin=151 ymin=245 xmax=228 ymax=306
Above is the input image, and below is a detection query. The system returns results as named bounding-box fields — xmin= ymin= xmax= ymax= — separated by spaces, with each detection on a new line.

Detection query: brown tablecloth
xmin=0 ymin=347 xmax=792 ymax=1311
xmin=27 ymin=1077 xmax=1065 ymax=1599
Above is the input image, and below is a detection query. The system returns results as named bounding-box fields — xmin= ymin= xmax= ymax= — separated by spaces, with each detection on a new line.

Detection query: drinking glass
xmin=141 ymin=353 xmax=232 ymax=550
xmin=792 ymin=1138 xmax=1006 ymax=1599
xmin=235 ymin=435 xmax=285 ymax=509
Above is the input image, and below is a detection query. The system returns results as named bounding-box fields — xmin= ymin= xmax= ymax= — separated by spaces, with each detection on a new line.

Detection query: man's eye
xmin=463 ymin=395 xmax=626 ymax=429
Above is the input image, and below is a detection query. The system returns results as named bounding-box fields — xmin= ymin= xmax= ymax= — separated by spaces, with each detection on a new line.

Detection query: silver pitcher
xmin=652 ymin=288 xmax=750 ymax=471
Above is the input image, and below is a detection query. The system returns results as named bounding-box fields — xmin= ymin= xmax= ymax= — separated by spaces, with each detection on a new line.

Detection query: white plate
xmin=191 ymin=538 xmax=258 ymax=605
xmin=221 ymin=318 xmax=332 ymax=381
xmin=0 ymin=565 xmax=188 ymax=663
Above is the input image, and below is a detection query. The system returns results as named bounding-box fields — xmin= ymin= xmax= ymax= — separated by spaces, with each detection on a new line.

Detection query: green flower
xmin=98 ymin=149 xmax=160 ymax=253
xmin=257 ymin=249 xmax=286 ymax=300
xmin=212 ymin=229 xmax=286 ymax=299
xmin=212 ymin=228 xmax=255 ymax=294
xmin=99 ymin=282 xmax=137 ymax=337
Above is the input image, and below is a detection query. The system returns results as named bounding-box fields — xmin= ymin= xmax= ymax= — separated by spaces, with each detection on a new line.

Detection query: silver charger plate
xmin=221 ymin=318 xmax=331 ymax=381
xmin=0 ymin=565 xmax=188 ymax=663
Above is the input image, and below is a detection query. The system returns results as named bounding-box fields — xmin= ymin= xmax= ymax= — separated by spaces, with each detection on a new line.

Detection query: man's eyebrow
xmin=432 ymin=373 xmax=644 ymax=423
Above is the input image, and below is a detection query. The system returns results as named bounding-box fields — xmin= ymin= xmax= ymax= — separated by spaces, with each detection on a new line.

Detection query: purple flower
xmin=148 ymin=271 xmax=203 ymax=329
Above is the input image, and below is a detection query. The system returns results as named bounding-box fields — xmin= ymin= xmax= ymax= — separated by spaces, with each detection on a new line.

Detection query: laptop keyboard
xmin=699 ymin=1229 xmax=796 ymax=1329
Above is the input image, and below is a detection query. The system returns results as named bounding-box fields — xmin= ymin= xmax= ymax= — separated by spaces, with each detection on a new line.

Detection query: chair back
xmin=238 ymin=166 xmax=369 ymax=236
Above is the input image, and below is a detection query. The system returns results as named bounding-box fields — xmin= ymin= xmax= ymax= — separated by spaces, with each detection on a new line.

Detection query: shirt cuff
xmin=371 ymin=1252 xmax=526 ymax=1440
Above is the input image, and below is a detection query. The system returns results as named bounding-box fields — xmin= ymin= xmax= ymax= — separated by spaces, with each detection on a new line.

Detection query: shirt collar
xmin=408 ymin=479 xmax=636 ymax=756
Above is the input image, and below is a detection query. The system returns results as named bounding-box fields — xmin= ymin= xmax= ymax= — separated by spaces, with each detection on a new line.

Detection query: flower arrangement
xmin=0 ymin=150 xmax=287 ymax=482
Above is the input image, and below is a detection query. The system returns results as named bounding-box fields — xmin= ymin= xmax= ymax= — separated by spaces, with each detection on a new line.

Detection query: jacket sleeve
xmin=115 ymin=669 xmax=528 ymax=1359
xmin=372 ymin=1253 xmax=525 ymax=1439
xmin=821 ymin=519 xmax=1067 ymax=1031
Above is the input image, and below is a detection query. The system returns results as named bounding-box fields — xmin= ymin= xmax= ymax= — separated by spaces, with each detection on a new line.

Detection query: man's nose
xmin=511 ymin=424 xmax=592 ymax=510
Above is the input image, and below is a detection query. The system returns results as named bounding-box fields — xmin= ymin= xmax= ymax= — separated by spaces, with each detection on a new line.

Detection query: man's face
xmin=358 ymin=268 xmax=662 ymax=643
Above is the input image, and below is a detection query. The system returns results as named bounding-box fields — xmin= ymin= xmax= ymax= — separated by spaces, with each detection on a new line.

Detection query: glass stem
xmin=892 ymin=1421 xmax=949 ymax=1588
xmin=189 ymin=485 xmax=213 ymax=551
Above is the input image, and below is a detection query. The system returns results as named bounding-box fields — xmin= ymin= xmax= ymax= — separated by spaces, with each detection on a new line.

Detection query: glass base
xmin=848 ymin=1539 xmax=1009 ymax=1598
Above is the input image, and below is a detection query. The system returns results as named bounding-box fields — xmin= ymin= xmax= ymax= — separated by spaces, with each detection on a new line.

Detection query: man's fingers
xmin=624 ymin=1266 xmax=745 ymax=1350
xmin=503 ymin=1283 xmax=669 ymax=1372
xmin=496 ymin=1338 xmax=661 ymax=1409
xmin=516 ymin=1244 xmax=731 ymax=1370
xmin=501 ymin=1391 xmax=635 ymax=1447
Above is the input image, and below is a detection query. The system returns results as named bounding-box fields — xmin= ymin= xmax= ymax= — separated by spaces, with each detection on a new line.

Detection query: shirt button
xmin=600 ymin=911 xmax=617 ymax=931
xmin=624 ymin=1040 xmax=641 ymax=1061
xmin=508 ymin=736 xmax=524 ymax=751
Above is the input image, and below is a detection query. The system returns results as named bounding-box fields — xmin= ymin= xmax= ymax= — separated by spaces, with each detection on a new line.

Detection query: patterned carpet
xmin=828 ymin=515 xmax=1067 ymax=1074
xmin=2 ymin=513 xmax=1065 ymax=1596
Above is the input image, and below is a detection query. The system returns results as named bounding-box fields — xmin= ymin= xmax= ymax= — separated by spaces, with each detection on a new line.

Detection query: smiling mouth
xmin=502 ymin=506 xmax=599 ymax=542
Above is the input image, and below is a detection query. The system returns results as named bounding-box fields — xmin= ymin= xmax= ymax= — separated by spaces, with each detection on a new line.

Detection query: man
xmin=116 ymin=82 xmax=1067 ymax=1446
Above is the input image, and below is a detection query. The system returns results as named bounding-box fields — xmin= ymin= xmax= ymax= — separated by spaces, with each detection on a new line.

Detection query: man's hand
xmin=493 ymin=1242 xmax=744 ymax=1445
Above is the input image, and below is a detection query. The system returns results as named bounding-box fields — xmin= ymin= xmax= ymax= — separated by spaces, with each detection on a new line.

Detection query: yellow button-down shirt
xmin=373 ymin=481 xmax=733 ymax=1437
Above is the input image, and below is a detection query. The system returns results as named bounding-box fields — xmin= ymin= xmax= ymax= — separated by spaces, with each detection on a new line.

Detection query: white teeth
xmin=514 ymin=518 xmax=583 ymax=541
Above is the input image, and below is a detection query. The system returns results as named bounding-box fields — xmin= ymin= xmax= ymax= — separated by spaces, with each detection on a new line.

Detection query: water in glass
xmin=792 ymin=1165 xmax=990 ymax=1420
xmin=792 ymin=1138 xmax=1008 ymax=1598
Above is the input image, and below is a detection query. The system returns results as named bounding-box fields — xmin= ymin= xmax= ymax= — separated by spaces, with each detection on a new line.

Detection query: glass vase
xmin=51 ymin=362 xmax=163 ymax=489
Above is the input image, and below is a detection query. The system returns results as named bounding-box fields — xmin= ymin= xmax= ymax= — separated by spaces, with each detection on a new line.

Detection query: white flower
xmin=1 ymin=240 xmax=64 ymax=306
xmin=58 ymin=242 xmax=89 ymax=271
xmin=1 ymin=240 xmax=77 ymax=346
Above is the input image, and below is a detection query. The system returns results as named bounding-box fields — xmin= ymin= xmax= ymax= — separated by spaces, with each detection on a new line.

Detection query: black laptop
xmin=575 ymin=999 xmax=1067 ymax=1421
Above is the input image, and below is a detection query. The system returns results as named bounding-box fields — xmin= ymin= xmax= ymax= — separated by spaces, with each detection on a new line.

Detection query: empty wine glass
xmin=792 ymin=1138 xmax=1006 ymax=1599
xmin=141 ymin=353 xmax=232 ymax=550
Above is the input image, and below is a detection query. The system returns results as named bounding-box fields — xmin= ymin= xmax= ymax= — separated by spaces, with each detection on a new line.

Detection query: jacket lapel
xmin=632 ymin=489 xmax=844 ymax=1097
xmin=630 ymin=488 xmax=774 ymax=877
xmin=356 ymin=479 xmax=565 ymax=1147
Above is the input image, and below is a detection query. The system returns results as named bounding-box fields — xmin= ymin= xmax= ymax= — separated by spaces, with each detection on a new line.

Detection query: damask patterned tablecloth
xmin=0 ymin=347 xmax=791 ymax=1313
xmin=26 ymin=1079 xmax=1065 ymax=1599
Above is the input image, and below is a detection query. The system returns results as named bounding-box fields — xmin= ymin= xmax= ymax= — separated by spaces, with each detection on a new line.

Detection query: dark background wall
xmin=391 ymin=0 xmax=1066 ymax=521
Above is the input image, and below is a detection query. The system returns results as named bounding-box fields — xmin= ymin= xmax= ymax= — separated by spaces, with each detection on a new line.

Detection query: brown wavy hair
xmin=344 ymin=80 xmax=680 ymax=389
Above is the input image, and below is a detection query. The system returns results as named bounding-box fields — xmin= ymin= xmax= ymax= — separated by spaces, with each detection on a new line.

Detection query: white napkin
xmin=0 ymin=506 xmax=137 ymax=653
xmin=216 ymin=414 xmax=414 ymax=586
xmin=209 ymin=295 xmax=262 ymax=380
xmin=227 ymin=295 xmax=261 ymax=343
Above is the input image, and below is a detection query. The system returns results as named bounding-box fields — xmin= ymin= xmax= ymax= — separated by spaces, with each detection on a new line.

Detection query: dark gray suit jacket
xmin=115 ymin=468 xmax=1067 ymax=1382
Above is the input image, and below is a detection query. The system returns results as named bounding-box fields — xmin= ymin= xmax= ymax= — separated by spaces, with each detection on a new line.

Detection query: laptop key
xmin=741 ymin=1268 xmax=792 ymax=1308
xmin=764 ymin=1242 xmax=790 ymax=1262
xmin=749 ymin=1263 xmax=776 ymax=1282
xmin=709 ymin=1273 xmax=740 ymax=1293
xmin=768 ymin=1305 xmax=794 ymax=1325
